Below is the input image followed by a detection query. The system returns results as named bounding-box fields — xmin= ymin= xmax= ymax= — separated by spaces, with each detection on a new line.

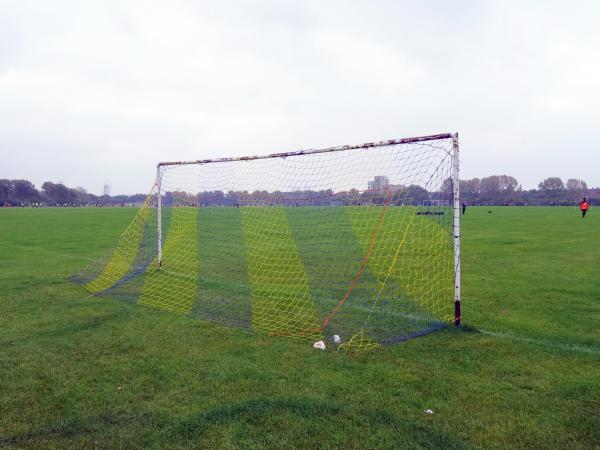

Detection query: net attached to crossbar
xmin=71 ymin=134 xmax=458 ymax=351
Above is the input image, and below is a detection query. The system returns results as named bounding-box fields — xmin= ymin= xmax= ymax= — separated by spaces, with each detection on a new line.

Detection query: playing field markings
xmin=138 ymin=207 xmax=198 ymax=313
xmin=241 ymin=206 xmax=321 ymax=338
xmin=193 ymin=207 xmax=252 ymax=329
xmin=479 ymin=328 xmax=600 ymax=356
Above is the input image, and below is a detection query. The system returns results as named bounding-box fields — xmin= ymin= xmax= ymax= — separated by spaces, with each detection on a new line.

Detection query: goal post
xmin=452 ymin=133 xmax=461 ymax=326
xmin=156 ymin=164 xmax=163 ymax=268
xmin=74 ymin=132 xmax=461 ymax=351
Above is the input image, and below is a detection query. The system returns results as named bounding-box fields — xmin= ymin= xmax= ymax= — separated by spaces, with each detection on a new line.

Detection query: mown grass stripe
xmin=345 ymin=206 xmax=454 ymax=321
xmin=193 ymin=207 xmax=252 ymax=328
xmin=240 ymin=206 xmax=321 ymax=337
xmin=137 ymin=207 xmax=199 ymax=313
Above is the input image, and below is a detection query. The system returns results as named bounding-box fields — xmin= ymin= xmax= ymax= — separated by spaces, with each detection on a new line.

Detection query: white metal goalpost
xmin=76 ymin=132 xmax=461 ymax=350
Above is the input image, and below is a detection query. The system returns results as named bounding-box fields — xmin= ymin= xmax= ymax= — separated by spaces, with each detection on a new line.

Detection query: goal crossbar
xmin=157 ymin=133 xmax=455 ymax=167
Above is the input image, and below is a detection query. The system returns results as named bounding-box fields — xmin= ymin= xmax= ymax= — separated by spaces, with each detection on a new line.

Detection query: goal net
xmin=72 ymin=133 xmax=460 ymax=351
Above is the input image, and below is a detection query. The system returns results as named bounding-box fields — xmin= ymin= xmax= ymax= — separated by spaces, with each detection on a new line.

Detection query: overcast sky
xmin=1 ymin=0 xmax=599 ymax=194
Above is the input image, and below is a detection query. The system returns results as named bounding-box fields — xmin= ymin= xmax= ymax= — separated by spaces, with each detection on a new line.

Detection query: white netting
xmin=73 ymin=135 xmax=458 ymax=351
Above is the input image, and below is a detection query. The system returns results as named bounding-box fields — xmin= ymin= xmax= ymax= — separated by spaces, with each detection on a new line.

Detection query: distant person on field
xmin=462 ymin=203 xmax=466 ymax=214
xmin=579 ymin=198 xmax=589 ymax=218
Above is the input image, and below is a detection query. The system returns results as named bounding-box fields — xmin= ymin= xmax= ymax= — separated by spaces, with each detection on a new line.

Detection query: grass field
xmin=1 ymin=206 xmax=599 ymax=449
xmin=78 ymin=204 xmax=454 ymax=346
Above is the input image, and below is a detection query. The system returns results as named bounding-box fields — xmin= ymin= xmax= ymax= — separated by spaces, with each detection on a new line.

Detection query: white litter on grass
xmin=424 ymin=409 xmax=434 ymax=415
xmin=333 ymin=335 xmax=341 ymax=344
xmin=313 ymin=340 xmax=326 ymax=350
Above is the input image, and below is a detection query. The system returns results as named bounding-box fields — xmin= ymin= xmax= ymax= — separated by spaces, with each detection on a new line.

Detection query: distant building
xmin=103 ymin=180 xmax=112 ymax=196
xmin=368 ymin=176 xmax=389 ymax=191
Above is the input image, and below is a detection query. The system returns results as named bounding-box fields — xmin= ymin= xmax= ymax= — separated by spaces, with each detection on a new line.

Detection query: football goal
xmin=72 ymin=133 xmax=461 ymax=351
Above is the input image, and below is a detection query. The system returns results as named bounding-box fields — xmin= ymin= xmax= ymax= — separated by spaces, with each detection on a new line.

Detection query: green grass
xmin=90 ymin=204 xmax=453 ymax=344
xmin=0 ymin=206 xmax=599 ymax=449
xmin=240 ymin=206 xmax=321 ymax=336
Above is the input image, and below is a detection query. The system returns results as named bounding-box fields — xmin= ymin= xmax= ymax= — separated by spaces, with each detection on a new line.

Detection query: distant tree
xmin=440 ymin=178 xmax=453 ymax=195
xmin=12 ymin=180 xmax=39 ymax=203
xmin=0 ymin=179 xmax=11 ymax=203
xmin=42 ymin=181 xmax=74 ymax=204
xmin=70 ymin=187 xmax=90 ymax=203
xmin=498 ymin=175 xmax=518 ymax=192
xmin=538 ymin=177 xmax=564 ymax=192
xmin=460 ymin=178 xmax=481 ymax=195
xmin=408 ymin=184 xmax=429 ymax=201
xmin=565 ymin=179 xmax=587 ymax=191
xmin=565 ymin=178 xmax=588 ymax=202
xmin=480 ymin=176 xmax=501 ymax=194
xmin=171 ymin=190 xmax=199 ymax=205
xmin=340 ymin=188 xmax=360 ymax=205
xmin=475 ymin=175 xmax=520 ymax=203
xmin=401 ymin=185 xmax=429 ymax=204
xmin=0 ymin=174 xmax=594 ymax=209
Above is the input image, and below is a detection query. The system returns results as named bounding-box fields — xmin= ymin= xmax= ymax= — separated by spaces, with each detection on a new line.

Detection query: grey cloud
xmin=0 ymin=0 xmax=599 ymax=194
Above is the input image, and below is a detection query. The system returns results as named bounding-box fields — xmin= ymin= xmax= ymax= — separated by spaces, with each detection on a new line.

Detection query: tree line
xmin=459 ymin=176 xmax=595 ymax=206
xmin=0 ymin=176 xmax=596 ymax=207
xmin=0 ymin=180 xmax=146 ymax=206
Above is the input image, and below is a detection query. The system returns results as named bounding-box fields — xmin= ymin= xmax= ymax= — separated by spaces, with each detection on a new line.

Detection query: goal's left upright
xmin=71 ymin=133 xmax=461 ymax=351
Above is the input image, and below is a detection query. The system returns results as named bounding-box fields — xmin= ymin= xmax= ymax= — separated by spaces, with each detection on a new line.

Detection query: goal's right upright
xmin=73 ymin=133 xmax=461 ymax=351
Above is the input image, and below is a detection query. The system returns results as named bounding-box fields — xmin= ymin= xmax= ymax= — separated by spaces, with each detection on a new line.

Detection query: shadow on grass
xmin=20 ymin=310 xmax=134 ymax=341
xmin=0 ymin=411 xmax=164 ymax=448
xmin=2 ymin=398 xmax=469 ymax=449
xmin=456 ymin=323 xmax=479 ymax=334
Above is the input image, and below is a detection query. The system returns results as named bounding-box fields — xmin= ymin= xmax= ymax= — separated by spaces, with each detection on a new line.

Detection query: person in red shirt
xmin=579 ymin=198 xmax=590 ymax=218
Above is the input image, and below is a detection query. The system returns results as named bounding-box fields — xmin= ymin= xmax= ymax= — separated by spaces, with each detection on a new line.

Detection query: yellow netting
xmin=241 ymin=206 xmax=322 ymax=339
xmin=85 ymin=190 xmax=155 ymax=293
xmin=75 ymin=136 xmax=457 ymax=351
xmin=340 ymin=206 xmax=454 ymax=352
xmin=338 ymin=330 xmax=383 ymax=352
xmin=137 ymin=206 xmax=199 ymax=313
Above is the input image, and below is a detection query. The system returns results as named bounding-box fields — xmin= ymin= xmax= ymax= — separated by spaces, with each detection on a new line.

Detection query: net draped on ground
xmin=71 ymin=135 xmax=458 ymax=351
